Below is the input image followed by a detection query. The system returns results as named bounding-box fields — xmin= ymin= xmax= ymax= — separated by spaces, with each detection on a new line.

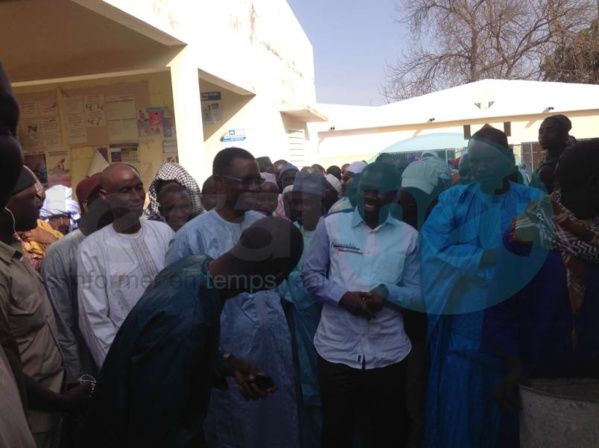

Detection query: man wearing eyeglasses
xmin=167 ymin=147 xmax=265 ymax=261
xmin=166 ymin=147 xmax=300 ymax=448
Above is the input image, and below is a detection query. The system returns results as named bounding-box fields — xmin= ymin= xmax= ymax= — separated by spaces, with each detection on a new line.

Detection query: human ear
xmin=213 ymin=175 xmax=227 ymax=194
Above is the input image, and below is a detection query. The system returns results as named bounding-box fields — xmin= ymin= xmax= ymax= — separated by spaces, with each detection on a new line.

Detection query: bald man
xmin=77 ymin=164 xmax=174 ymax=367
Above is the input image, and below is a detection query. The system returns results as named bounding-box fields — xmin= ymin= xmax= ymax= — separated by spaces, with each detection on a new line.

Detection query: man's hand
xmin=63 ymin=381 xmax=93 ymax=413
xmin=339 ymin=291 xmax=376 ymax=319
xmin=19 ymin=227 xmax=59 ymax=245
xmin=362 ymin=290 xmax=386 ymax=313
xmin=25 ymin=374 xmax=92 ymax=414
xmin=493 ymin=357 xmax=530 ymax=411
xmin=227 ymin=356 xmax=278 ymax=401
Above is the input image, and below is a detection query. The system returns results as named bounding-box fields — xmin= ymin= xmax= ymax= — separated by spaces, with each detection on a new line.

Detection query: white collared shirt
xmin=301 ymin=208 xmax=421 ymax=369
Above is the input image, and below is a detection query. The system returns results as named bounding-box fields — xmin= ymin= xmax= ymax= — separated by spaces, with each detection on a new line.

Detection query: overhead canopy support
xmin=281 ymin=105 xmax=327 ymax=122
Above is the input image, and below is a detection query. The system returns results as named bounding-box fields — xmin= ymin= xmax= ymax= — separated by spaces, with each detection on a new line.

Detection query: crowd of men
xmin=1 ymin=60 xmax=598 ymax=448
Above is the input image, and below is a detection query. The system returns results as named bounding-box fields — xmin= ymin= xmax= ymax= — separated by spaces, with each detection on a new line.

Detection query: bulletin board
xmin=16 ymin=90 xmax=69 ymax=187
xmin=15 ymin=81 xmax=177 ymax=189
xmin=60 ymin=81 xmax=152 ymax=146
xmin=16 ymin=90 xmax=62 ymax=152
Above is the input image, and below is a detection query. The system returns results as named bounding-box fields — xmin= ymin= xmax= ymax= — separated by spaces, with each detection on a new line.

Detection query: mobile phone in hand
xmin=253 ymin=375 xmax=276 ymax=390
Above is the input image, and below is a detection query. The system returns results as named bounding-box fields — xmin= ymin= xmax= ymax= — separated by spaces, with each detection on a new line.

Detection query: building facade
xmin=4 ymin=0 xmax=324 ymax=193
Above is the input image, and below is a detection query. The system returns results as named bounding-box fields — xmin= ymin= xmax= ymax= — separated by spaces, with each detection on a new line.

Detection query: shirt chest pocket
xmin=8 ymin=288 xmax=45 ymax=341
xmin=368 ymin=242 xmax=407 ymax=284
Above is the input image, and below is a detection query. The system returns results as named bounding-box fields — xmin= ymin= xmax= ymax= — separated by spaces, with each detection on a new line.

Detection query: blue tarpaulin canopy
xmin=379 ymin=133 xmax=468 ymax=154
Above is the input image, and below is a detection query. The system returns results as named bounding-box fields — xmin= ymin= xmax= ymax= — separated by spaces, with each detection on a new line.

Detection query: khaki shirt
xmin=0 ymin=241 xmax=64 ymax=434
xmin=0 ymin=347 xmax=35 ymax=448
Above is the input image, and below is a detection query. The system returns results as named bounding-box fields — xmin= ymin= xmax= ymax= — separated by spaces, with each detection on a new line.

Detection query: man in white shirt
xmin=78 ymin=164 xmax=173 ymax=367
xmin=302 ymin=162 xmax=422 ymax=448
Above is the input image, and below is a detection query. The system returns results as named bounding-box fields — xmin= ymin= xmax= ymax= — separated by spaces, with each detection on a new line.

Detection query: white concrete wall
xmin=105 ymin=0 xmax=315 ymax=107
xmin=309 ymin=81 xmax=599 ymax=167
xmin=103 ymin=0 xmax=318 ymax=171
xmin=314 ymin=112 xmax=599 ymax=167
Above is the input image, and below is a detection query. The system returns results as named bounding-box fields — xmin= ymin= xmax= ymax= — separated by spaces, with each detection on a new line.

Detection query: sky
xmin=287 ymin=0 xmax=408 ymax=106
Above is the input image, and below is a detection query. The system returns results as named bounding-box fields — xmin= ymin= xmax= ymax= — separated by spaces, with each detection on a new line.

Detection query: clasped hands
xmin=339 ymin=289 xmax=386 ymax=319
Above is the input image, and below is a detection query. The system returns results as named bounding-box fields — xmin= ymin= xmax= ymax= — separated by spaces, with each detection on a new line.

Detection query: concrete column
xmin=168 ymin=47 xmax=208 ymax=184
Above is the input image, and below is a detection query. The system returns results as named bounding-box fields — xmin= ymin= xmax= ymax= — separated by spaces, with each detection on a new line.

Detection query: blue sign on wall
xmin=201 ymin=91 xmax=222 ymax=101
xmin=221 ymin=129 xmax=246 ymax=142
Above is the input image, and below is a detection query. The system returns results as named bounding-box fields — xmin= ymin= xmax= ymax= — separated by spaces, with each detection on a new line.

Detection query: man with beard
xmin=77 ymin=164 xmax=173 ymax=368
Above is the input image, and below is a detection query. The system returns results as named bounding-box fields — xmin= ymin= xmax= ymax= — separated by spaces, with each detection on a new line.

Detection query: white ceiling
xmin=0 ymin=0 xmax=182 ymax=83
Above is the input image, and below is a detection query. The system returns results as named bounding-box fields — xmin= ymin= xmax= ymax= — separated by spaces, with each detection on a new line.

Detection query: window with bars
xmin=520 ymin=142 xmax=543 ymax=174
xmin=287 ymin=128 xmax=305 ymax=166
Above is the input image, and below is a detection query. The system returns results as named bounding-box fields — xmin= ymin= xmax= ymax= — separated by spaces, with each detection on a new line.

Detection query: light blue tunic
xmin=166 ymin=210 xmax=261 ymax=264
xmin=166 ymin=210 xmax=300 ymax=448
xmin=421 ymin=182 xmax=544 ymax=448
xmin=279 ymin=225 xmax=322 ymax=448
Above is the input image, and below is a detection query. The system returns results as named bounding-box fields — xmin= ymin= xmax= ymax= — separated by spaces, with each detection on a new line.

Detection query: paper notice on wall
xmin=108 ymin=119 xmax=138 ymax=142
xmin=66 ymin=114 xmax=87 ymax=144
xmin=20 ymin=118 xmax=42 ymax=152
xmin=88 ymin=147 xmax=110 ymax=176
xmin=201 ymin=91 xmax=222 ymax=123
xmin=109 ymin=143 xmax=138 ymax=163
xmin=121 ymin=146 xmax=139 ymax=163
xmin=64 ymin=96 xmax=84 ymax=115
xmin=202 ymin=102 xmax=221 ymax=123
xmin=109 ymin=147 xmax=121 ymax=163
xmin=85 ymin=95 xmax=106 ymax=127
xmin=20 ymin=101 xmax=39 ymax=118
xmin=17 ymin=93 xmax=63 ymax=150
xmin=137 ymin=107 xmax=170 ymax=138
xmin=65 ymin=96 xmax=87 ymax=144
xmin=137 ymin=109 xmax=150 ymax=138
xmin=163 ymin=116 xmax=176 ymax=138
xmin=163 ymin=140 xmax=178 ymax=153
xmin=147 ymin=107 xmax=164 ymax=137
xmin=105 ymin=95 xmax=136 ymax=120
xmin=163 ymin=153 xmax=179 ymax=164
xmin=40 ymin=117 xmax=62 ymax=148
xmin=39 ymin=99 xmax=59 ymax=117
xmin=46 ymin=150 xmax=71 ymax=187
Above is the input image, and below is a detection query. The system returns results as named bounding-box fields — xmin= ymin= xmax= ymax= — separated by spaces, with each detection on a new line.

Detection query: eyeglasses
xmin=222 ymin=175 xmax=265 ymax=187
